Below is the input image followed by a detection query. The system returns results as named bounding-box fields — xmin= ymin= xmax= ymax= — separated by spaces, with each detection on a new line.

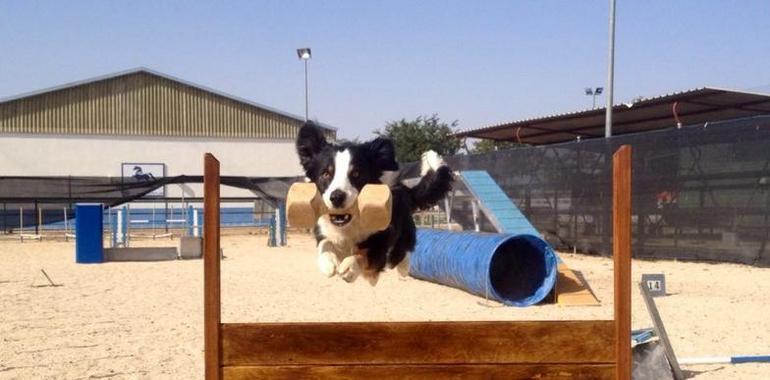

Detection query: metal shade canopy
xmin=455 ymin=87 xmax=770 ymax=145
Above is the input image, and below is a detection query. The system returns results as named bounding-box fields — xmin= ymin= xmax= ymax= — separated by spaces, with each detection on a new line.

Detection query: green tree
xmin=375 ymin=115 xmax=461 ymax=162
xmin=470 ymin=139 xmax=526 ymax=154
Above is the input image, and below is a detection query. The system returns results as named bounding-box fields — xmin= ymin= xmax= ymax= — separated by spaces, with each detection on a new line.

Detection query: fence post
xmin=278 ymin=201 xmax=287 ymax=246
xmin=34 ymin=201 xmax=39 ymax=235
xmin=267 ymin=213 xmax=277 ymax=247
xmin=64 ymin=207 xmax=69 ymax=241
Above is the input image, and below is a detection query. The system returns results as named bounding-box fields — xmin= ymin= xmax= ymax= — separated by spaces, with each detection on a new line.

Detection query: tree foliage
xmin=471 ymin=139 xmax=526 ymax=154
xmin=375 ymin=115 xmax=461 ymax=162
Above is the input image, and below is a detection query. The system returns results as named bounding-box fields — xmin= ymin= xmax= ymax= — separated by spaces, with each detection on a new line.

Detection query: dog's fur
xmin=296 ymin=122 xmax=453 ymax=284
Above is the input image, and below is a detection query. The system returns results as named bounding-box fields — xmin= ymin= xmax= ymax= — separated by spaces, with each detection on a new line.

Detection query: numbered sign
xmin=641 ymin=274 xmax=666 ymax=297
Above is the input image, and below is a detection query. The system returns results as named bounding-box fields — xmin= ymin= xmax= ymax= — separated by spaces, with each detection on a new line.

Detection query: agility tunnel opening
xmin=410 ymin=229 xmax=558 ymax=307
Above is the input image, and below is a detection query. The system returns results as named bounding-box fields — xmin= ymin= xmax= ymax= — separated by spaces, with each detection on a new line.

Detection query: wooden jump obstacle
xmin=203 ymin=146 xmax=633 ymax=379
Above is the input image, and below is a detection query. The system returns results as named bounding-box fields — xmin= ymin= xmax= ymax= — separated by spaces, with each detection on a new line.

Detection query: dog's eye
xmin=322 ymin=170 xmax=332 ymax=179
xmin=350 ymin=170 xmax=359 ymax=178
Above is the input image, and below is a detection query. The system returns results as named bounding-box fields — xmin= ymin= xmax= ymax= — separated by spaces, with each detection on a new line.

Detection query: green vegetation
xmin=375 ymin=114 xmax=461 ymax=162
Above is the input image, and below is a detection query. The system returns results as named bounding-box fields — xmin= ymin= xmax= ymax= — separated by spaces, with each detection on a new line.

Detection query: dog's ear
xmin=296 ymin=122 xmax=328 ymax=171
xmin=365 ymin=137 xmax=399 ymax=171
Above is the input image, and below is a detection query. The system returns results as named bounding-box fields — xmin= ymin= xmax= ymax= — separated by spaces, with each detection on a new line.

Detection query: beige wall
xmin=0 ymin=134 xmax=302 ymax=198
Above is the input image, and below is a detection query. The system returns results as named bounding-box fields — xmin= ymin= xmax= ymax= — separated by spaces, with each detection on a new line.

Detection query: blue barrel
xmin=410 ymin=229 xmax=558 ymax=307
xmin=75 ymin=204 xmax=104 ymax=264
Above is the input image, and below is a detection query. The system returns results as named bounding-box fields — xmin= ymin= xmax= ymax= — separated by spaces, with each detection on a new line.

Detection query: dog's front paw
xmin=317 ymin=251 xmax=339 ymax=277
xmin=338 ymin=256 xmax=361 ymax=283
xmin=420 ymin=150 xmax=446 ymax=176
xmin=337 ymin=256 xmax=361 ymax=282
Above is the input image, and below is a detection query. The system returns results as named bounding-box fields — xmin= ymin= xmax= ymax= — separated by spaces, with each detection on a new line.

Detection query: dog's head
xmin=296 ymin=122 xmax=398 ymax=227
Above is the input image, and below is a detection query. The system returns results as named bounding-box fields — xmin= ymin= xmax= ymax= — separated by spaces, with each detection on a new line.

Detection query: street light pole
xmin=605 ymin=0 xmax=616 ymax=138
xmin=296 ymin=48 xmax=312 ymax=121
xmin=303 ymin=59 xmax=309 ymax=121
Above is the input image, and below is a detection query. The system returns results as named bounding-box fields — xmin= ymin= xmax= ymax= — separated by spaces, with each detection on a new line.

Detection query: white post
xmin=471 ymin=200 xmax=480 ymax=232
xmin=193 ymin=209 xmax=200 ymax=237
xmin=63 ymin=207 xmax=68 ymax=241
xmin=117 ymin=209 xmax=124 ymax=245
xmin=126 ymin=204 xmax=130 ymax=247
xmin=443 ymin=197 xmax=452 ymax=230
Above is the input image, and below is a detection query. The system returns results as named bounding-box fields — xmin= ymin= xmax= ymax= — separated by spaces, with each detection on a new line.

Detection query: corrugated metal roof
xmin=455 ymin=87 xmax=770 ymax=145
xmin=0 ymin=67 xmax=337 ymax=132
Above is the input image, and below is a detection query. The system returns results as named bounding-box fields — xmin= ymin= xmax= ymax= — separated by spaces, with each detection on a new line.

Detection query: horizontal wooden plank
xmin=222 ymin=320 xmax=615 ymax=366
xmin=223 ymin=364 xmax=615 ymax=380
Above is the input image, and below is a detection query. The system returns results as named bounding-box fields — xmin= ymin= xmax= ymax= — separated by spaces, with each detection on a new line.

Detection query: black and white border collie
xmin=296 ymin=122 xmax=453 ymax=284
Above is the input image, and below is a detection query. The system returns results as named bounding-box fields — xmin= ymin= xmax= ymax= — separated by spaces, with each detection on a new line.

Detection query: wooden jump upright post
xmin=614 ymin=145 xmax=632 ymax=380
xmin=204 ymin=153 xmax=221 ymax=379
xmin=203 ymin=148 xmax=633 ymax=380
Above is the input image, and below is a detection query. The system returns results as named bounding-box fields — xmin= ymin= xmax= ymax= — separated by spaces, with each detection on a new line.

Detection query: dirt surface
xmin=1 ymin=233 xmax=768 ymax=379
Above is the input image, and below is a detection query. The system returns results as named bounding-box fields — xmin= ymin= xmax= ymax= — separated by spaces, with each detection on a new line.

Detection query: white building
xmin=0 ymin=68 xmax=335 ymax=200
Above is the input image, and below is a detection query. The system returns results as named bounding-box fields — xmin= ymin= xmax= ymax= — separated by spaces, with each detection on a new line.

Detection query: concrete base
xmin=179 ymin=237 xmax=202 ymax=260
xmin=104 ymin=247 xmax=178 ymax=262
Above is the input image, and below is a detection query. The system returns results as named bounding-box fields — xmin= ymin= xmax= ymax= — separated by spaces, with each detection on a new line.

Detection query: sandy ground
xmin=1 ymin=232 xmax=769 ymax=379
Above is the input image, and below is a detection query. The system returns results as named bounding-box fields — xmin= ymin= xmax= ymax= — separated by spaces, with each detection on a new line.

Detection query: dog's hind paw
xmin=338 ymin=256 xmax=361 ymax=283
xmin=362 ymin=269 xmax=380 ymax=286
xmin=420 ymin=150 xmax=446 ymax=176
xmin=317 ymin=251 xmax=339 ymax=277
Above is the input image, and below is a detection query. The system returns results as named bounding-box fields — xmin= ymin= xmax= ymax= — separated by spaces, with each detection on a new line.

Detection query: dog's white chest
xmin=317 ymin=216 xmax=367 ymax=254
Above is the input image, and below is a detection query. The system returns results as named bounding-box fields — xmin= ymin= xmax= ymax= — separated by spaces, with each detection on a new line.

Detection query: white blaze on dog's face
xmin=296 ymin=122 xmax=399 ymax=230
xmin=322 ymin=149 xmax=359 ymax=211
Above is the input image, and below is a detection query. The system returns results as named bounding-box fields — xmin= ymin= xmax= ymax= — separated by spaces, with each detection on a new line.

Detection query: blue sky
xmin=1 ymin=1 xmax=769 ymax=138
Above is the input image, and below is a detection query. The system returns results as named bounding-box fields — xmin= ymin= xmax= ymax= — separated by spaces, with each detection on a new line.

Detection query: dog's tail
xmin=409 ymin=151 xmax=453 ymax=211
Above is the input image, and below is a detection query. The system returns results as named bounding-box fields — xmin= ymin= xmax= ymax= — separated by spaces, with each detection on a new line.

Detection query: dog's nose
xmin=329 ymin=190 xmax=346 ymax=208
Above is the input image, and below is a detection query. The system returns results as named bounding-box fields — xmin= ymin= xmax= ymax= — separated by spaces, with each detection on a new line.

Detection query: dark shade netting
xmin=446 ymin=116 xmax=770 ymax=266
xmin=0 ymin=175 xmax=300 ymax=204
xmin=0 ymin=175 xmax=301 ymax=232
xmin=3 ymin=115 xmax=770 ymax=266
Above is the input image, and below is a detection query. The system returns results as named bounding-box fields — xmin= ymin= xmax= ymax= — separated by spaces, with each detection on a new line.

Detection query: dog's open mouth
xmin=329 ymin=213 xmax=352 ymax=227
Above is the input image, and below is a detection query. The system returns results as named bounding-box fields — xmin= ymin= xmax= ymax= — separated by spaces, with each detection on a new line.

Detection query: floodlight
xmin=296 ymin=48 xmax=312 ymax=60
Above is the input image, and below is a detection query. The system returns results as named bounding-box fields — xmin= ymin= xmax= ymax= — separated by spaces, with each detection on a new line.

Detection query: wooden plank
xmin=556 ymin=263 xmax=601 ymax=306
xmin=222 ymin=320 xmax=615 ymax=366
xmin=612 ymin=145 xmax=632 ymax=380
xmin=223 ymin=364 xmax=615 ymax=379
xmin=639 ymin=282 xmax=683 ymax=380
xmin=204 ymin=153 xmax=222 ymax=380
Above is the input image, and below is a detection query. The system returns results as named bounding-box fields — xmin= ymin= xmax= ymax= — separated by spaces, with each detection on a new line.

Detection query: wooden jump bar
xmin=203 ymin=147 xmax=633 ymax=380
xmin=221 ymin=321 xmax=615 ymax=366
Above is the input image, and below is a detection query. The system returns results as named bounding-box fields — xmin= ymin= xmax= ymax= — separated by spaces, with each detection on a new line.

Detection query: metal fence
xmin=448 ymin=116 xmax=770 ymax=266
xmin=0 ymin=200 xmax=276 ymax=240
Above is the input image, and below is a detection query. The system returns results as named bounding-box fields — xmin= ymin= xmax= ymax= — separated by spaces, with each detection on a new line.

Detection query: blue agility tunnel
xmin=409 ymin=229 xmax=558 ymax=307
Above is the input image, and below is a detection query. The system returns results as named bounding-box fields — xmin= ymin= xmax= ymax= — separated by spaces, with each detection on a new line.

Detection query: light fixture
xmin=296 ymin=48 xmax=312 ymax=60
xmin=584 ymin=87 xmax=604 ymax=109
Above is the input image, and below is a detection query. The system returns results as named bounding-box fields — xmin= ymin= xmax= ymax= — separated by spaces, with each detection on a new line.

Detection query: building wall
xmin=0 ymin=70 xmax=332 ymax=202
xmin=0 ymin=71 xmax=336 ymax=140
xmin=0 ymin=133 xmax=303 ymax=198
